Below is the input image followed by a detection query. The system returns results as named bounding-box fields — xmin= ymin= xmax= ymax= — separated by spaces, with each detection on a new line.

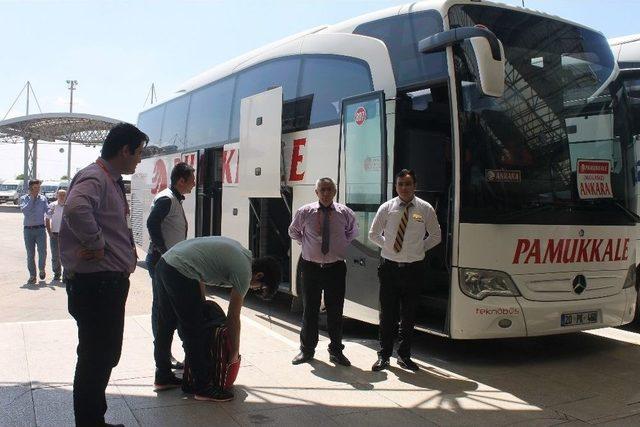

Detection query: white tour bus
xmin=132 ymin=0 xmax=639 ymax=339
xmin=610 ymin=33 xmax=640 ymax=318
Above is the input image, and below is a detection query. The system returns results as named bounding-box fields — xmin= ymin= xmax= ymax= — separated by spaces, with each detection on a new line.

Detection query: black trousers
xmin=377 ymin=260 xmax=424 ymax=359
xmin=145 ymin=251 xmax=176 ymax=377
xmin=300 ymin=260 xmax=346 ymax=355
xmin=154 ymin=259 xmax=210 ymax=391
xmin=66 ymin=271 xmax=130 ymax=427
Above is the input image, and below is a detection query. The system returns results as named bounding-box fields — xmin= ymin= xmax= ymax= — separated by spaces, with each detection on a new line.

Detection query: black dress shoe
xmin=397 ymin=356 xmax=420 ymax=371
xmin=371 ymin=356 xmax=390 ymax=371
xmin=329 ymin=352 xmax=351 ymax=367
xmin=292 ymin=351 xmax=313 ymax=365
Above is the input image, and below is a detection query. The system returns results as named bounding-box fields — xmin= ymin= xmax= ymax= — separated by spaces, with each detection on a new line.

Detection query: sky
xmin=1 ymin=0 xmax=639 ymax=180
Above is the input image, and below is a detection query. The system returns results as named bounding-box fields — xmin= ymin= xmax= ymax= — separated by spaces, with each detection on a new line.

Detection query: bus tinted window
xmin=137 ymin=105 xmax=165 ymax=149
xmin=354 ymin=11 xmax=447 ymax=88
xmin=161 ymin=95 xmax=190 ymax=152
xmin=299 ymin=56 xmax=373 ymax=126
xmin=186 ymin=77 xmax=235 ymax=148
xmin=229 ymin=58 xmax=301 ymax=140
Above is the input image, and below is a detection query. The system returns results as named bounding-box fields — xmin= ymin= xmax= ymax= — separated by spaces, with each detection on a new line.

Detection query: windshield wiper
xmin=592 ymin=199 xmax=640 ymax=223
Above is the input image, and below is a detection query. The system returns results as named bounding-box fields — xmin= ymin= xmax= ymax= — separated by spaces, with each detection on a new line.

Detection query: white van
xmin=0 ymin=179 xmax=24 ymax=205
xmin=41 ymin=181 xmax=60 ymax=202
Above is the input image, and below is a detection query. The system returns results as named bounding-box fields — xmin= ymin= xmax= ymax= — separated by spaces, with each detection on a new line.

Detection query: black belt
xmin=66 ymin=271 xmax=130 ymax=281
xmin=303 ymin=259 xmax=344 ymax=269
xmin=381 ymin=259 xmax=422 ymax=268
xmin=24 ymin=224 xmax=45 ymax=229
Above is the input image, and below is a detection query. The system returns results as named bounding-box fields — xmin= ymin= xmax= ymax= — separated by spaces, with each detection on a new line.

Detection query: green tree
xmin=16 ymin=174 xmax=24 ymax=180
xmin=60 ymin=175 xmax=68 ymax=180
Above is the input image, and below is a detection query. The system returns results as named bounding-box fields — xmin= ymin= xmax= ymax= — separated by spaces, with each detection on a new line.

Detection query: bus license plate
xmin=561 ymin=311 xmax=598 ymax=327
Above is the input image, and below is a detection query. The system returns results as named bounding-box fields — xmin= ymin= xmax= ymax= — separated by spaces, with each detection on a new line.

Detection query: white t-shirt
xmin=46 ymin=201 xmax=65 ymax=233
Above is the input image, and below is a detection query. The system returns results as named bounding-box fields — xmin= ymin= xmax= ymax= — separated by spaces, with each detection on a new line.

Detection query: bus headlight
xmin=623 ymin=264 xmax=637 ymax=289
xmin=459 ymin=268 xmax=521 ymax=300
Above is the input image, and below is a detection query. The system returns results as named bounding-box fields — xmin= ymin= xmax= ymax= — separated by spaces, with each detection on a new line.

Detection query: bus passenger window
xmin=137 ymin=105 xmax=165 ymax=157
xmin=186 ymin=77 xmax=235 ymax=148
xmin=282 ymin=95 xmax=313 ymax=133
xmin=300 ymin=57 xmax=373 ymax=127
xmin=229 ymin=58 xmax=301 ymax=141
xmin=161 ymin=96 xmax=190 ymax=151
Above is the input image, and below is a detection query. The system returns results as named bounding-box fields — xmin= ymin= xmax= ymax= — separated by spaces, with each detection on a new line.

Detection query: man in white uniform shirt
xmin=368 ymin=169 xmax=441 ymax=372
xmin=45 ymin=189 xmax=66 ymax=281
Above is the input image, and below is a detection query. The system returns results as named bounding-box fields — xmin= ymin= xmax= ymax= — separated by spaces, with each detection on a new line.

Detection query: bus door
xmin=339 ymin=91 xmax=388 ymax=324
xmin=236 ymin=87 xmax=292 ymax=288
xmin=394 ymin=83 xmax=453 ymax=333
xmin=196 ymin=148 xmax=223 ymax=237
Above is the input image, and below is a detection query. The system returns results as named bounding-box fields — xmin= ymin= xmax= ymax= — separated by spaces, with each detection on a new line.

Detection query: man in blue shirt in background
xmin=20 ymin=179 xmax=49 ymax=284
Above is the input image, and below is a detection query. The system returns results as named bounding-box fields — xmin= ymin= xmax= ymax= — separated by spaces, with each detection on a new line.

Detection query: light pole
xmin=66 ymin=80 xmax=77 ymax=180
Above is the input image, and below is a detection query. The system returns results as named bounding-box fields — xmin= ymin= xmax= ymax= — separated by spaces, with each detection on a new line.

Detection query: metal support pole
xmin=23 ymin=137 xmax=29 ymax=193
xmin=32 ymin=138 xmax=38 ymax=181
xmin=26 ymin=82 xmax=30 ymax=116
xmin=22 ymin=83 xmax=31 ymax=193
xmin=66 ymin=80 xmax=77 ymax=179
xmin=67 ymin=138 xmax=72 ymax=179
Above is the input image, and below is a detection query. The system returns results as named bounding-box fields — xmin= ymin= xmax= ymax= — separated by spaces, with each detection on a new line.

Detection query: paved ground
xmin=3 ymin=206 xmax=640 ymax=426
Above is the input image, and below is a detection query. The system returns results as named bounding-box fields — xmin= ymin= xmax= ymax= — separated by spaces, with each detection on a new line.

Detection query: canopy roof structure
xmin=0 ymin=113 xmax=123 ymax=188
xmin=0 ymin=112 xmax=121 ymax=146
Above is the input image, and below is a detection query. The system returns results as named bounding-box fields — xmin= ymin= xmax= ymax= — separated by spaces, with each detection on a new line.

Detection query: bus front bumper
xmin=450 ymin=287 xmax=637 ymax=339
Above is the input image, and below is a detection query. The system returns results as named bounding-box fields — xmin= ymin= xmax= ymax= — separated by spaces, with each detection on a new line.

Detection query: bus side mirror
xmin=419 ymin=26 xmax=505 ymax=98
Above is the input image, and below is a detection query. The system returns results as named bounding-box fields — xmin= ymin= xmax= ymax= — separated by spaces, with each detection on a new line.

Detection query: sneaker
xmin=181 ymin=383 xmax=195 ymax=395
xmin=171 ymin=358 xmax=184 ymax=370
xmin=194 ymin=387 xmax=234 ymax=402
xmin=53 ymin=274 xmax=61 ymax=282
xmin=39 ymin=271 xmax=45 ymax=280
xmin=27 ymin=276 xmax=36 ymax=285
xmin=154 ymin=373 xmax=182 ymax=391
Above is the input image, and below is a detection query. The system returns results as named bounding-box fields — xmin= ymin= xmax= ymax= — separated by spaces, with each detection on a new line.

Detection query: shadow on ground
xmin=0 ymin=378 xmax=579 ymax=426
xmin=20 ymin=279 xmax=66 ymax=290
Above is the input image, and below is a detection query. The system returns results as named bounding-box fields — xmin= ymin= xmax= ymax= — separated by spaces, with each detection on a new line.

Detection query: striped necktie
xmin=394 ymin=202 xmax=412 ymax=253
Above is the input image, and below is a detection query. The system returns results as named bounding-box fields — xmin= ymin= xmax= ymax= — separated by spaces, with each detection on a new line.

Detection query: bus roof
xmin=140 ymin=0 xmax=605 ymax=112
xmin=609 ymin=34 xmax=640 ymax=47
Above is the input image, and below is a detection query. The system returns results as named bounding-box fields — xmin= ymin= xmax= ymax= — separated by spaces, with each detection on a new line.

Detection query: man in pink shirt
xmin=60 ymin=123 xmax=147 ymax=427
xmin=288 ymin=177 xmax=358 ymax=366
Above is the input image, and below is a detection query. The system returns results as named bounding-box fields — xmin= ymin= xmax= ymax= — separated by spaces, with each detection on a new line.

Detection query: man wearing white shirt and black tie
xmin=368 ymin=169 xmax=441 ymax=372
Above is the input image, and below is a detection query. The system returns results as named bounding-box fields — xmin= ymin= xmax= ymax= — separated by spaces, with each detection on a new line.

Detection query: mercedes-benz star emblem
xmin=572 ymin=275 xmax=587 ymax=294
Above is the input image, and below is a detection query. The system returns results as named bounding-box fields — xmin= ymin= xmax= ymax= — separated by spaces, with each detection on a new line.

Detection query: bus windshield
xmin=0 ymin=184 xmax=18 ymax=191
xmin=450 ymin=5 xmax=637 ymax=225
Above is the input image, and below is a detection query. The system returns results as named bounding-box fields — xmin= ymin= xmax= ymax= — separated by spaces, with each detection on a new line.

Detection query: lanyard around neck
xmin=95 ymin=159 xmax=129 ymax=216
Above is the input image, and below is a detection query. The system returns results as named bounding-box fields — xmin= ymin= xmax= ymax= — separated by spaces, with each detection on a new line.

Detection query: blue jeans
xmin=50 ymin=232 xmax=62 ymax=276
xmin=24 ymin=227 xmax=47 ymax=277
